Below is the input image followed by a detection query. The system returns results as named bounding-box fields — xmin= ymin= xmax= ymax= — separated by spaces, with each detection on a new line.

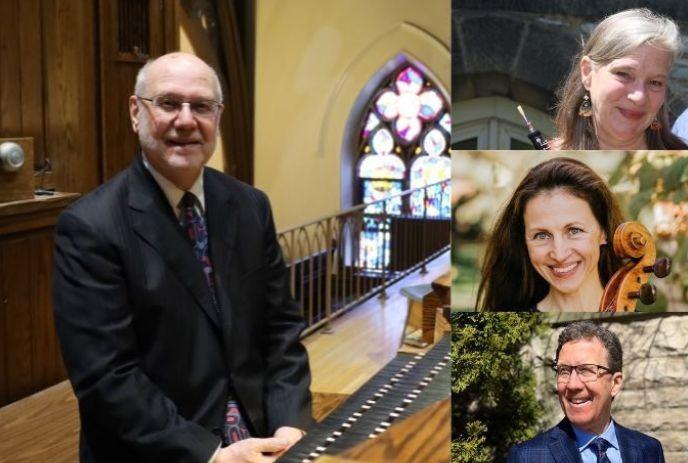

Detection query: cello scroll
xmin=599 ymin=222 xmax=671 ymax=312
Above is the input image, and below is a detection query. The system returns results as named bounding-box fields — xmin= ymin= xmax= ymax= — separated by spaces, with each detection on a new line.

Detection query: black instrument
xmin=279 ymin=336 xmax=450 ymax=462
xmin=517 ymin=105 xmax=550 ymax=150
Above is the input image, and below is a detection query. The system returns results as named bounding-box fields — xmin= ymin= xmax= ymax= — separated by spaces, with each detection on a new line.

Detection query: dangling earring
xmin=578 ymin=93 xmax=592 ymax=117
xmin=650 ymin=118 xmax=662 ymax=131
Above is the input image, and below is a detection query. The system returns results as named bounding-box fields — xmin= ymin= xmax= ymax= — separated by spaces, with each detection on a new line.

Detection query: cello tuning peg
xmin=642 ymin=257 xmax=671 ymax=278
xmin=628 ymin=284 xmax=656 ymax=305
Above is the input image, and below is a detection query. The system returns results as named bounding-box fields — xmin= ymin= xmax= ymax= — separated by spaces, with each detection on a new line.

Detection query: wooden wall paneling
xmin=0 ymin=0 xmax=22 ymax=137
xmin=1 ymin=236 xmax=34 ymax=405
xmin=98 ymin=0 xmax=145 ymax=181
xmin=0 ymin=194 xmax=77 ymax=407
xmin=0 ymin=243 xmax=6 ymax=403
xmin=99 ymin=0 xmax=149 ymax=180
xmin=42 ymin=0 xmax=100 ymax=194
xmin=0 ymin=194 xmax=80 ymax=235
xmin=99 ymin=0 xmax=175 ymax=181
xmin=18 ymin=0 xmax=46 ymax=169
xmin=164 ymin=0 xmax=179 ymax=52
xmin=0 ymin=0 xmax=44 ymax=169
xmin=30 ymin=230 xmax=66 ymax=388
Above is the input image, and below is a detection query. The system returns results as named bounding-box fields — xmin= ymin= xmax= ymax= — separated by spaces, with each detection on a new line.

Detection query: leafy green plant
xmin=451 ymin=313 xmax=545 ymax=462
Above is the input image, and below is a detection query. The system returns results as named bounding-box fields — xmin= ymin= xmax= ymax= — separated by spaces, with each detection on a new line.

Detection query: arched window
xmin=355 ymin=64 xmax=450 ymax=268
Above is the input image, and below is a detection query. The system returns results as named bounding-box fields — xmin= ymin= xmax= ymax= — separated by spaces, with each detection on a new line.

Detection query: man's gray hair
xmin=134 ymin=55 xmax=223 ymax=101
xmin=555 ymin=320 xmax=623 ymax=373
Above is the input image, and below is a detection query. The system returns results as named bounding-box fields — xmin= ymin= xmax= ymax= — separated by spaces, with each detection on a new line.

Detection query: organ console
xmin=279 ymin=336 xmax=450 ymax=463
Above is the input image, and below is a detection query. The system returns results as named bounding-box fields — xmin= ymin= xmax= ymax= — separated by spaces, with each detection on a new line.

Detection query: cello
xmin=599 ymin=221 xmax=671 ymax=312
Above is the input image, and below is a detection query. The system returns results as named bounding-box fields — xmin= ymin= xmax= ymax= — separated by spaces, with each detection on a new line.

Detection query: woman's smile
xmin=524 ymin=188 xmax=608 ymax=310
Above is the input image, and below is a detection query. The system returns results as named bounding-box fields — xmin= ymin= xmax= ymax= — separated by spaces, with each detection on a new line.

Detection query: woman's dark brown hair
xmin=477 ymin=157 xmax=623 ymax=311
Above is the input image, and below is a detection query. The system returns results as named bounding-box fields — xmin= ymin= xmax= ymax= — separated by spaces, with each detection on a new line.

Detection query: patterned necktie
xmin=179 ymin=192 xmax=218 ymax=309
xmin=178 ymin=191 xmax=251 ymax=445
xmin=590 ymin=437 xmax=612 ymax=463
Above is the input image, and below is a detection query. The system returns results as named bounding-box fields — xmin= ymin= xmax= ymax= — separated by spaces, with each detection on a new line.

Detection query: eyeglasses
xmin=136 ymin=95 xmax=222 ymax=118
xmin=553 ymin=363 xmax=612 ymax=383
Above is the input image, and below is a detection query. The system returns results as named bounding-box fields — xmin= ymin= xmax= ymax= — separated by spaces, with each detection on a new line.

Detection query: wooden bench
xmin=399 ymin=273 xmax=451 ymax=347
xmin=0 ymin=381 xmax=79 ymax=462
xmin=0 ymin=380 xmax=346 ymax=461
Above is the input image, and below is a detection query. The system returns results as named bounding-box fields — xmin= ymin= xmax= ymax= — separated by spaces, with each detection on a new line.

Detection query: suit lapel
xmin=203 ymin=170 xmax=238 ymax=334
xmin=127 ymin=156 xmax=221 ymax=328
xmin=615 ymin=421 xmax=638 ymax=463
xmin=548 ymin=419 xmax=583 ymax=463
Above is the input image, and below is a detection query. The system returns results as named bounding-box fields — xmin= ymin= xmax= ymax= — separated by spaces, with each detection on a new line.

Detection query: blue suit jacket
xmin=506 ymin=418 xmax=665 ymax=463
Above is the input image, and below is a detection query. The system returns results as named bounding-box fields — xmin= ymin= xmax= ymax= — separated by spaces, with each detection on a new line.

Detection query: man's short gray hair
xmin=555 ymin=320 xmax=623 ymax=373
xmin=134 ymin=55 xmax=223 ymax=101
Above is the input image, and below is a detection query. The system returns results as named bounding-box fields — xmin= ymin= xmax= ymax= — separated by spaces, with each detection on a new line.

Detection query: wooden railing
xmin=278 ymin=180 xmax=450 ymax=336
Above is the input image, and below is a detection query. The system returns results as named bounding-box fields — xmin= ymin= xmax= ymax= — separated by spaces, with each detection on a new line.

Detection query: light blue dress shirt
xmin=571 ymin=420 xmax=622 ymax=463
xmin=672 ymin=107 xmax=688 ymax=144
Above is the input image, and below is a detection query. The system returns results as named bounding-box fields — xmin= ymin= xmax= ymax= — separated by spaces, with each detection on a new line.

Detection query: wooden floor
xmin=0 ymin=252 xmax=450 ymax=462
xmin=303 ymin=252 xmax=450 ymax=395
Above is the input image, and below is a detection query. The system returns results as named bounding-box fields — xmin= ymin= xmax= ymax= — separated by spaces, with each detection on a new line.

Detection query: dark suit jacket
xmin=506 ymin=418 xmax=665 ymax=463
xmin=53 ymin=155 xmax=313 ymax=462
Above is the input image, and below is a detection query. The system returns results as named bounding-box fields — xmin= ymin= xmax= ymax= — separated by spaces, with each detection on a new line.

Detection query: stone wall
xmin=523 ymin=314 xmax=688 ymax=463
xmin=453 ymin=1 xmax=688 ymax=117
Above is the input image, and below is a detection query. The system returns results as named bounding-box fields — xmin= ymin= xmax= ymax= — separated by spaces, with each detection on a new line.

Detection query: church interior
xmin=0 ymin=0 xmax=451 ymax=461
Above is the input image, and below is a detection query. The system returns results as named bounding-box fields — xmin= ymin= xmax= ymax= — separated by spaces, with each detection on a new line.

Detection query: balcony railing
xmin=277 ymin=179 xmax=450 ymax=336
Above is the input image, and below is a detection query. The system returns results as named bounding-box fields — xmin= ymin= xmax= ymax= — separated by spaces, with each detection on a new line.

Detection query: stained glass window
xmin=356 ymin=64 xmax=450 ymax=269
xmin=359 ymin=150 xmax=405 ymax=215
xmin=410 ymin=155 xmax=451 ymax=218
xmin=371 ymin=66 xmax=445 ymax=144
xmin=360 ymin=216 xmax=390 ymax=270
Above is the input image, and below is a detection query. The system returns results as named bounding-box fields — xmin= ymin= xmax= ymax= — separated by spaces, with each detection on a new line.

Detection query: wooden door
xmin=99 ymin=0 xmax=177 ymax=180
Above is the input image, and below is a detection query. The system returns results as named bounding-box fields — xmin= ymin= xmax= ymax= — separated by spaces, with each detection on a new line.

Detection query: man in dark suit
xmin=507 ymin=321 xmax=664 ymax=463
xmin=53 ymin=52 xmax=313 ymax=462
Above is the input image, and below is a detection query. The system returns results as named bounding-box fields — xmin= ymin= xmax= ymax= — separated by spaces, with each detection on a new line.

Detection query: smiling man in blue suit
xmin=507 ymin=321 xmax=664 ymax=463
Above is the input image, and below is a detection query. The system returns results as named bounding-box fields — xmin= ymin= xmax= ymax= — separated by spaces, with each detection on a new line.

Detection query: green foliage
xmin=628 ymin=189 xmax=652 ymax=219
xmin=636 ymin=161 xmax=660 ymax=191
xmin=621 ymin=154 xmax=688 ymax=220
xmin=451 ymin=313 xmax=545 ymax=463
xmin=663 ymin=156 xmax=688 ymax=192
xmin=451 ymin=421 xmax=492 ymax=463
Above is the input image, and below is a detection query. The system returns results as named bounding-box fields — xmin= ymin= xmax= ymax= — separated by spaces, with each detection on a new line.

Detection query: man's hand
xmin=273 ymin=426 xmax=305 ymax=448
xmin=214 ymin=437 xmax=289 ymax=463
xmin=267 ymin=426 xmax=306 ymax=458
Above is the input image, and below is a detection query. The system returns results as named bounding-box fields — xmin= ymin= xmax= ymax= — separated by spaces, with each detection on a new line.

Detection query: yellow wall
xmin=254 ymin=0 xmax=450 ymax=230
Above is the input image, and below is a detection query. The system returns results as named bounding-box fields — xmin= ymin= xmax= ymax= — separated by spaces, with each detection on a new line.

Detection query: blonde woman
xmin=553 ymin=8 xmax=687 ymax=150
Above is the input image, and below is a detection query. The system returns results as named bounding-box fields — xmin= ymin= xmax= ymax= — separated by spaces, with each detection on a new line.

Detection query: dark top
xmin=53 ymin=155 xmax=314 ymax=462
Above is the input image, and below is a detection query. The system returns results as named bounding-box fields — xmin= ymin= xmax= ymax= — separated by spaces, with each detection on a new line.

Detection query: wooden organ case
xmin=0 ymin=137 xmax=80 ymax=406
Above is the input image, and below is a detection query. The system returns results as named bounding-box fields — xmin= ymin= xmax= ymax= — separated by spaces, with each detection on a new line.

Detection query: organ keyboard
xmin=279 ymin=336 xmax=450 ymax=462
